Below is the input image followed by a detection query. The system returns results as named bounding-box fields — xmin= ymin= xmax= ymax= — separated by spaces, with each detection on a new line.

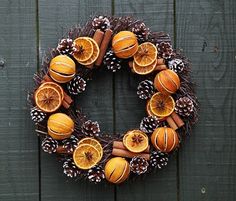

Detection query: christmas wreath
xmin=28 ymin=16 xmax=199 ymax=184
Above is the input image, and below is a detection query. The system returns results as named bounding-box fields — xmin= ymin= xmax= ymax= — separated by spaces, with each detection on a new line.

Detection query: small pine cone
xmin=137 ymin=80 xmax=155 ymax=100
xmin=103 ymin=50 xmax=122 ymax=72
xmin=57 ymin=38 xmax=74 ymax=55
xmin=140 ymin=116 xmax=159 ymax=134
xmin=168 ymin=59 xmax=185 ymax=73
xmin=131 ymin=22 xmax=150 ymax=43
xmin=62 ymin=135 xmax=79 ymax=153
xmin=149 ymin=151 xmax=169 ymax=169
xmin=157 ymin=42 xmax=173 ymax=60
xmin=130 ymin=156 xmax=149 ymax=175
xmin=30 ymin=107 xmax=46 ymax=123
xmin=81 ymin=120 xmax=100 ymax=137
xmin=87 ymin=165 xmax=105 ymax=183
xmin=63 ymin=158 xmax=81 ymax=178
xmin=92 ymin=16 xmax=110 ymax=31
xmin=67 ymin=75 xmax=86 ymax=95
xmin=41 ymin=136 xmax=58 ymax=154
xmin=175 ymin=97 xmax=194 ymax=117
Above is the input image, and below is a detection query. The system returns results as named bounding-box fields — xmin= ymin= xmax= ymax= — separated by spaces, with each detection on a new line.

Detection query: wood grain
xmin=114 ymin=1 xmax=178 ymax=201
xmin=0 ymin=0 xmax=39 ymax=200
xmin=176 ymin=0 xmax=236 ymax=200
xmin=38 ymin=0 xmax=114 ymax=200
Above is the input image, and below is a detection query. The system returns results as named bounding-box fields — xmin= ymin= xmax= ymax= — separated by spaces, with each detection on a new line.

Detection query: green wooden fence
xmin=0 ymin=0 xmax=235 ymax=200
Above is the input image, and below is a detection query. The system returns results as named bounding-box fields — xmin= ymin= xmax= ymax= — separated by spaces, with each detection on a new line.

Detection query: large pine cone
xmin=175 ymin=97 xmax=194 ymax=117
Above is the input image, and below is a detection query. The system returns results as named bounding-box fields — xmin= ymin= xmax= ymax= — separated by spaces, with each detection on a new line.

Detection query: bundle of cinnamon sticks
xmin=166 ymin=111 xmax=184 ymax=130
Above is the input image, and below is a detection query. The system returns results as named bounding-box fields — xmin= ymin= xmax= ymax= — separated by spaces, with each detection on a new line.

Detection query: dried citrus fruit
xmin=149 ymin=92 xmax=175 ymax=117
xmin=133 ymin=59 xmax=157 ymax=75
xmin=73 ymin=144 xmax=101 ymax=170
xmin=78 ymin=137 xmax=103 ymax=160
xmin=39 ymin=82 xmax=64 ymax=100
xmin=73 ymin=37 xmax=94 ymax=63
xmin=35 ymin=86 xmax=62 ymax=113
xmin=123 ymin=130 xmax=149 ymax=153
xmin=133 ymin=42 xmax=157 ymax=67
xmin=79 ymin=38 xmax=100 ymax=66
xmin=146 ymin=100 xmax=167 ymax=121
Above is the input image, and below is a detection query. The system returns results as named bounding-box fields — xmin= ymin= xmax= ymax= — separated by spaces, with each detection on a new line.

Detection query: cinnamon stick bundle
xmin=167 ymin=111 xmax=185 ymax=130
xmin=113 ymin=141 xmax=150 ymax=153
xmin=112 ymin=148 xmax=150 ymax=160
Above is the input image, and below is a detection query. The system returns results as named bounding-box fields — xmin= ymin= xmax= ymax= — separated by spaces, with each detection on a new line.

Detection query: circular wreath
xmin=28 ymin=16 xmax=199 ymax=184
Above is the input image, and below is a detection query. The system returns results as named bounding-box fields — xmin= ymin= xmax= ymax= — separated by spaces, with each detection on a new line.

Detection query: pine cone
xmin=41 ymin=136 xmax=58 ymax=154
xmin=168 ymin=59 xmax=185 ymax=73
xmin=131 ymin=22 xmax=150 ymax=43
xmin=81 ymin=120 xmax=100 ymax=137
xmin=157 ymin=42 xmax=173 ymax=60
xmin=30 ymin=107 xmax=46 ymax=123
xmin=87 ymin=165 xmax=105 ymax=183
xmin=130 ymin=156 xmax=149 ymax=175
xmin=149 ymin=151 xmax=169 ymax=169
xmin=137 ymin=80 xmax=155 ymax=100
xmin=103 ymin=50 xmax=122 ymax=72
xmin=175 ymin=97 xmax=194 ymax=117
xmin=92 ymin=16 xmax=110 ymax=31
xmin=62 ymin=135 xmax=79 ymax=153
xmin=57 ymin=38 xmax=75 ymax=55
xmin=67 ymin=75 xmax=86 ymax=95
xmin=63 ymin=158 xmax=81 ymax=178
xmin=140 ymin=116 xmax=159 ymax=134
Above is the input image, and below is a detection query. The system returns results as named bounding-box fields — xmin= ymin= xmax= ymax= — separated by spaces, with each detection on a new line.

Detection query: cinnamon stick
xmin=95 ymin=29 xmax=113 ymax=66
xmin=171 ymin=111 xmax=185 ymax=127
xmin=56 ymin=146 xmax=71 ymax=154
xmin=155 ymin=64 xmax=167 ymax=71
xmin=166 ymin=116 xmax=178 ymax=130
xmin=86 ymin=29 xmax=105 ymax=68
xmin=112 ymin=148 xmax=150 ymax=160
xmin=113 ymin=141 xmax=150 ymax=153
xmin=128 ymin=61 xmax=133 ymax=68
xmin=157 ymin=58 xmax=165 ymax=65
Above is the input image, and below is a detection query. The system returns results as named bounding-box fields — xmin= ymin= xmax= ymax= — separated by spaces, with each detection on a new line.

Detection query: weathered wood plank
xmin=0 ymin=0 xmax=39 ymax=200
xmin=38 ymin=0 xmax=114 ymax=200
xmin=176 ymin=0 xmax=236 ymax=200
xmin=114 ymin=1 xmax=178 ymax=201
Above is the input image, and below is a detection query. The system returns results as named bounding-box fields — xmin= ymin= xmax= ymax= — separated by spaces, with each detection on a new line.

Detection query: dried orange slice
xmin=78 ymin=137 xmax=103 ymax=160
xmin=79 ymin=38 xmax=100 ymax=66
xmin=39 ymin=82 xmax=64 ymax=100
xmin=133 ymin=42 xmax=157 ymax=67
xmin=34 ymin=86 xmax=62 ymax=113
xmin=146 ymin=100 xmax=167 ymax=121
xmin=149 ymin=92 xmax=175 ymax=117
xmin=133 ymin=59 xmax=157 ymax=75
xmin=73 ymin=144 xmax=101 ymax=170
xmin=123 ymin=130 xmax=149 ymax=153
xmin=73 ymin=37 xmax=94 ymax=63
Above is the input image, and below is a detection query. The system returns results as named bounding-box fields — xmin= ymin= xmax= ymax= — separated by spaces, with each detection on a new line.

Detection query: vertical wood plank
xmin=38 ymin=0 xmax=114 ymax=200
xmin=0 ymin=0 xmax=39 ymax=201
xmin=176 ymin=0 xmax=236 ymax=200
xmin=114 ymin=1 xmax=178 ymax=201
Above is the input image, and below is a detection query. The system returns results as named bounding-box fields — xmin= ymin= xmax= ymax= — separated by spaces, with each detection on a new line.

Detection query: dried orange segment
xmin=79 ymin=38 xmax=100 ymax=66
xmin=133 ymin=59 xmax=157 ymax=75
xmin=149 ymin=92 xmax=175 ymax=117
xmin=34 ymin=86 xmax=62 ymax=113
xmin=133 ymin=42 xmax=157 ymax=67
xmin=123 ymin=130 xmax=149 ymax=153
xmin=78 ymin=137 xmax=103 ymax=160
xmin=39 ymin=82 xmax=64 ymax=100
xmin=73 ymin=144 xmax=101 ymax=170
xmin=73 ymin=37 xmax=94 ymax=62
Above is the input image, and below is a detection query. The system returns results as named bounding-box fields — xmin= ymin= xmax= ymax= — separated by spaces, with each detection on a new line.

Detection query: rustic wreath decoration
xmin=28 ymin=16 xmax=199 ymax=184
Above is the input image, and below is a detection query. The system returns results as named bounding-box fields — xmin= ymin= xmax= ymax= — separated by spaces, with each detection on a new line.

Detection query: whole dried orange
xmin=35 ymin=86 xmax=62 ymax=113
xmin=79 ymin=38 xmax=100 ymax=66
xmin=149 ymin=92 xmax=175 ymax=117
xmin=39 ymin=82 xmax=64 ymax=100
xmin=133 ymin=42 xmax=157 ymax=67
xmin=73 ymin=37 xmax=94 ymax=63
xmin=78 ymin=137 xmax=103 ymax=160
xmin=73 ymin=144 xmax=101 ymax=170
xmin=133 ymin=59 xmax=157 ymax=75
xmin=123 ymin=130 xmax=148 ymax=153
